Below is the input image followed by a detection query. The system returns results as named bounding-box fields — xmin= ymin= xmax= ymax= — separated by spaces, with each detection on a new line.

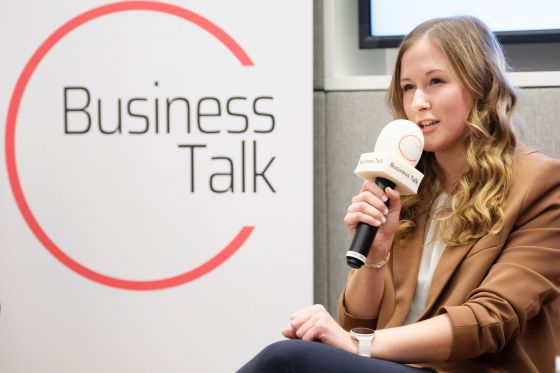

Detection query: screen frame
xmin=359 ymin=0 xmax=560 ymax=49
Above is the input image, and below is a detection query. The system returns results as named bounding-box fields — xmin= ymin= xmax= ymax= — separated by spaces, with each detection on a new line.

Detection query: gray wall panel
xmin=314 ymin=91 xmax=328 ymax=306
xmin=515 ymin=88 xmax=560 ymax=159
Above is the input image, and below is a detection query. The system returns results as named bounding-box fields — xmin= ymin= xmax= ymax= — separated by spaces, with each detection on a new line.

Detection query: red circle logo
xmin=398 ymin=134 xmax=423 ymax=164
xmin=5 ymin=1 xmax=255 ymax=290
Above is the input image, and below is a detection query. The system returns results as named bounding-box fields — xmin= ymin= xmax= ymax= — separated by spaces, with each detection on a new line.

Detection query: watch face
xmin=351 ymin=327 xmax=374 ymax=336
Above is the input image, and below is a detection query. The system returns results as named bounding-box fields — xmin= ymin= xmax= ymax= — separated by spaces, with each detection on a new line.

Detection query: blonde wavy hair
xmin=387 ymin=16 xmax=517 ymax=246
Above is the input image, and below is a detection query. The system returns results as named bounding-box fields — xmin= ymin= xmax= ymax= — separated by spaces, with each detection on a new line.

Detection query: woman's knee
xmin=257 ymin=340 xmax=312 ymax=366
xmin=237 ymin=340 xmax=314 ymax=372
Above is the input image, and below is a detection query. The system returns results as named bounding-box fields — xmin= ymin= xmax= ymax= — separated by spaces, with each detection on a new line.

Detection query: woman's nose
xmin=411 ymin=89 xmax=430 ymax=112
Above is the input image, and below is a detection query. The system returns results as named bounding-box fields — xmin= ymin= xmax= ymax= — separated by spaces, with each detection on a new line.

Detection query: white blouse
xmin=403 ymin=193 xmax=448 ymax=325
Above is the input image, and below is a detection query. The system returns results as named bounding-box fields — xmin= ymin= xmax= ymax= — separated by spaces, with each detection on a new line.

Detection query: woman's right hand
xmin=343 ymin=180 xmax=402 ymax=258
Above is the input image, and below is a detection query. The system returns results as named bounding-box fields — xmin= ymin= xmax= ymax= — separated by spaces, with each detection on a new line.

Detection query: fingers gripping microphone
xmin=346 ymin=120 xmax=425 ymax=269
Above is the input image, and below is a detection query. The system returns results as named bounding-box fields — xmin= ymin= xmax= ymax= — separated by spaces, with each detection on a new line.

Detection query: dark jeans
xmin=237 ymin=340 xmax=434 ymax=373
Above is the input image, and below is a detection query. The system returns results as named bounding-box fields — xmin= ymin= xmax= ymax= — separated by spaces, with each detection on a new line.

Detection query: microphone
xmin=346 ymin=119 xmax=425 ymax=269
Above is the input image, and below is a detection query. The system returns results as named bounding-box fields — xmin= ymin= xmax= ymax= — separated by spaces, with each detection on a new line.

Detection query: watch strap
xmin=350 ymin=328 xmax=374 ymax=357
xmin=357 ymin=338 xmax=371 ymax=357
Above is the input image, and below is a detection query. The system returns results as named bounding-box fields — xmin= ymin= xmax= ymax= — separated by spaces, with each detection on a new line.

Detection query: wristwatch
xmin=350 ymin=327 xmax=375 ymax=357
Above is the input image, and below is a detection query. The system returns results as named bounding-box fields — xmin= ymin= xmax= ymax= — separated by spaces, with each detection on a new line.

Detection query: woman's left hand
xmin=281 ymin=304 xmax=357 ymax=353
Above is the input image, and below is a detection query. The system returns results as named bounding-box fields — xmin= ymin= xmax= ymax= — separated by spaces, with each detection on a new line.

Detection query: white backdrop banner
xmin=0 ymin=1 xmax=312 ymax=372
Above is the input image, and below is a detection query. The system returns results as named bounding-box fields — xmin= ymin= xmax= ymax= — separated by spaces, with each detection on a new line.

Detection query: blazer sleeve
xmin=337 ymin=270 xmax=379 ymax=331
xmin=437 ymin=156 xmax=560 ymax=360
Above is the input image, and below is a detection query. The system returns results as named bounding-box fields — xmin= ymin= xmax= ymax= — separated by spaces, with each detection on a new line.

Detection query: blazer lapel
xmin=416 ymin=238 xmax=478 ymax=320
xmin=385 ymin=212 xmax=427 ymax=327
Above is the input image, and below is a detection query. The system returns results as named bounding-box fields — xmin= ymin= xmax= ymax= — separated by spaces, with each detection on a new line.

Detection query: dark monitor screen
xmin=359 ymin=0 xmax=560 ymax=48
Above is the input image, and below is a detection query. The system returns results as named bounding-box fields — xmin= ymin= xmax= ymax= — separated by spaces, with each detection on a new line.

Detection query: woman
xmin=238 ymin=16 xmax=560 ymax=373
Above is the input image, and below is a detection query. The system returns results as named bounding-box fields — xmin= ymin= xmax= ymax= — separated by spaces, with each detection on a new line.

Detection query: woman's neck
xmin=434 ymin=145 xmax=467 ymax=193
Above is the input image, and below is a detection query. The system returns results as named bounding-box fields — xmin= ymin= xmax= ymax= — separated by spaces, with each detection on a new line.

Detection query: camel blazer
xmin=338 ymin=147 xmax=560 ymax=372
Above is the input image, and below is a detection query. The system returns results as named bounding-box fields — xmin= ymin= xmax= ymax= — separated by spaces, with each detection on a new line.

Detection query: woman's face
xmin=400 ymin=37 xmax=473 ymax=154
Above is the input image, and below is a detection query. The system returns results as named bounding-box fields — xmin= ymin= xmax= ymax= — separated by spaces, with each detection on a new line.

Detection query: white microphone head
xmin=374 ymin=119 xmax=424 ymax=167
xmin=355 ymin=119 xmax=425 ymax=194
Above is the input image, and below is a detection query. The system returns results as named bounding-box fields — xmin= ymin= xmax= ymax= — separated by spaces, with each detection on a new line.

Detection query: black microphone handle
xmin=346 ymin=177 xmax=396 ymax=269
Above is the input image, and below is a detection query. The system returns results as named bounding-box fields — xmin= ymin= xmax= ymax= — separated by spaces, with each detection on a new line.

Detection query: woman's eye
xmin=430 ymin=78 xmax=444 ymax=85
xmin=402 ymin=84 xmax=414 ymax=92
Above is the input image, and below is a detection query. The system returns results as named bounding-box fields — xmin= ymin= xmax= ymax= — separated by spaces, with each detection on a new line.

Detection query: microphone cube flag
xmin=354 ymin=119 xmax=424 ymax=195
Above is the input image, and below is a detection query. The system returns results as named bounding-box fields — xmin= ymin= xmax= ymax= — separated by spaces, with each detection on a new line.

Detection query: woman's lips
xmin=418 ymin=120 xmax=439 ymax=133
